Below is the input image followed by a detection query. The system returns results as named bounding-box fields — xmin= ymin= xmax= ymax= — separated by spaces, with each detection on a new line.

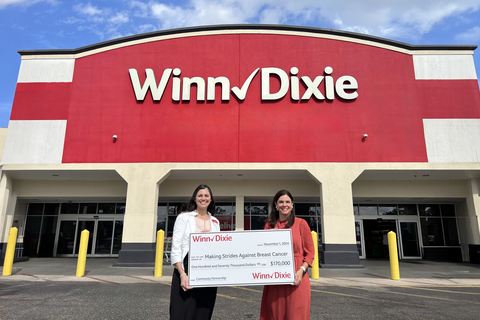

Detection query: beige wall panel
xmin=0 ymin=127 xmax=8 ymax=162
xmin=309 ymin=166 xmax=363 ymax=245
xmin=0 ymin=173 xmax=17 ymax=243
xmin=116 ymin=166 xmax=169 ymax=244
xmin=236 ymin=195 xmax=245 ymax=230
xmin=424 ymin=119 xmax=480 ymax=162
xmin=13 ymin=180 xmax=127 ymax=198
xmin=122 ymin=214 xmax=157 ymax=243
xmin=322 ymin=215 xmax=356 ymax=245
xmin=17 ymin=59 xmax=75 ymax=83
xmin=159 ymin=179 xmax=320 ymax=198
xmin=3 ymin=120 xmax=67 ymax=164
xmin=413 ymin=54 xmax=477 ymax=80
xmin=353 ymin=180 xmax=468 ymax=198
xmin=464 ymin=179 xmax=480 ymax=246
xmin=455 ymin=201 xmax=477 ymax=261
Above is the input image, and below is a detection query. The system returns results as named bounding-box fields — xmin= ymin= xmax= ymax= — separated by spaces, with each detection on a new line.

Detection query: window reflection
xmin=419 ymin=204 xmax=440 ymax=216
xmin=420 ymin=218 xmax=444 ymax=246
xmin=379 ymin=205 xmax=397 ymax=215
xmin=359 ymin=205 xmax=377 ymax=215
xmin=398 ymin=204 xmax=417 ymax=215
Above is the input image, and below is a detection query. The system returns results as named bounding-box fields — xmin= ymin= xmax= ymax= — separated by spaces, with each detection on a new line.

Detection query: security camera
xmin=363 ymin=134 xmax=368 ymax=138
xmin=113 ymin=135 xmax=117 ymax=139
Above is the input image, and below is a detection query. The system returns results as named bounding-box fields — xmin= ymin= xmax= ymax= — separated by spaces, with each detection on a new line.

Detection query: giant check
xmin=188 ymin=229 xmax=295 ymax=287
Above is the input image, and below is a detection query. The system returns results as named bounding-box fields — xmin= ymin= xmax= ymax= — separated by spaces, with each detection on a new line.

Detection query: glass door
xmin=75 ymin=220 xmax=95 ymax=255
xmin=355 ymin=221 xmax=365 ymax=259
xmin=56 ymin=220 xmax=77 ymax=255
xmin=398 ymin=221 xmax=421 ymax=259
xmin=95 ymin=220 xmax=114 ymax=255
xmin=56 ymin=218 xmax=122 ymax=257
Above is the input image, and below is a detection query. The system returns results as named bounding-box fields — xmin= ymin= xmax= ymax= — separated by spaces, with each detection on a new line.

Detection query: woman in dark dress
xmin=169 ymin=184 xmax=220 ymax=320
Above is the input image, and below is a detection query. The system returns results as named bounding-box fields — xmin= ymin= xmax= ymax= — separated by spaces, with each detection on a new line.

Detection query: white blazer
xmin=170 ymin=210 xmax=220 ymax=270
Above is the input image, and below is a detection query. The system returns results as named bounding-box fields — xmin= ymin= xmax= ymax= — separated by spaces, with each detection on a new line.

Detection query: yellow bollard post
xmin=388 ymin=231 xmax=400 ymax=280
xmin=2 ymin=227 xmax=18 ymax=276
xmin=76 ymin=229 xmax=90 ymax=277
xmin=154 ymin=230 xmax=165 ymax=278
xmin=310 ymin=231 xmax=319 ymax=279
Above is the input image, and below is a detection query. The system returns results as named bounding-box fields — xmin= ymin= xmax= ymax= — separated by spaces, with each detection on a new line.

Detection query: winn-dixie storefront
xmin=1 ymin=25 xmax=480 ymax=267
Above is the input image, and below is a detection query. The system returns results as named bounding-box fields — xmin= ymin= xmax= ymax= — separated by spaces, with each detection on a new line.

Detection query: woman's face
xmin=276 ymin=194 xmax=293 ymax=221
xmin=195 ymin=188 xmax=211 ymax=210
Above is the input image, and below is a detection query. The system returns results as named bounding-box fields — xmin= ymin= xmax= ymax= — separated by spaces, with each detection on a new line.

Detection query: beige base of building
xmin=1 ymin=162 xmax=479 ymax=267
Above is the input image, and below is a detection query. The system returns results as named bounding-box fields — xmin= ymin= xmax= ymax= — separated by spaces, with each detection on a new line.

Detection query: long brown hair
xmin=180 ymin=184 xmax=216 ymax=215
xmin=266 ymin=189 xmax=295 ymax=228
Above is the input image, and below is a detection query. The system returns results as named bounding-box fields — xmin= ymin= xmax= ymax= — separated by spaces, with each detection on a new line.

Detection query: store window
xmin=398 ymin=204 xmax=417 ymax=215
xmin=419 ymin=205 xmax=440 ymax=216
xmin=359 ymin=205 xmax=378 ymax=215
xmin=355 ymin=203 xmax=460 ymax=249
xmin=98 ymin=203 xmax=115 ymax=214
xmin=164 ymin=202 xmax=182 ymax=237
xmin=379 ymin=205 xmax=397 ymax=215
xmin=79 ymin=203 xmax=97 ymax=214
xmin=25 ymin=201 xmax=125 ymax=258
xmin=61 ymin=203 xmax=79 ymax=214
xmin=215 ymin=202 xmax=236 ymax=231
xmin=243 ymin=202 xmax=322 ymax=238
xmin=24 ymin=203 xmax=59 ymax=258
xmin=157 ymin=204 xmax=167 ymax=233
xmin=246 ymin=202 xmax=269 ymax=230
xmin=420 ymin=217 xmax=444 ymax=246
xmin=295 ymin=203 xmax=321 ymax=241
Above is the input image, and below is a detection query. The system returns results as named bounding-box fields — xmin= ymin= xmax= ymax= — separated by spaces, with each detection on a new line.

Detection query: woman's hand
xmin=293 ymin=269 xmax=303 ymax=286
xmin=180 ymin=273 xmax=193 ymax=291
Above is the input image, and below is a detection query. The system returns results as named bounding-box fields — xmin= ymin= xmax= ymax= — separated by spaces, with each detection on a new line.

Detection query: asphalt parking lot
xmin=1 ymin=280 xmax=480 ymax=319
xmin=1 ymin=258 xmax=480 ymax=319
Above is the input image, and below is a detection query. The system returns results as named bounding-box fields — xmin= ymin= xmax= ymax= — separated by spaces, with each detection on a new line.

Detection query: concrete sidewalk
xmin=1 ymin=258 xmax=480 ymax=286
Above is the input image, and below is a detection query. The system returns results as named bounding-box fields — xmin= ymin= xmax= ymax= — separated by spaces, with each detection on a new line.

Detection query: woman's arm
xmin=175 ymin=261 xmax=192 ymax=291
xmin=294 ymin=219 xmax=315 ymax=285
xmin=294 ymin=261 xmax=310 ymax=285
xmin=301 ymin=219 xmax=315 ymax=267
xmin=171 ymin=214 xmax=188 ymax=266
xmin=171 ymin=214 xmax=193 ymax=290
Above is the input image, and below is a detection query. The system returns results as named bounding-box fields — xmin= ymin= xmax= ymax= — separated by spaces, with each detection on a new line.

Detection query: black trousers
xmin=170 ymin=255 xmax=217 ymax=320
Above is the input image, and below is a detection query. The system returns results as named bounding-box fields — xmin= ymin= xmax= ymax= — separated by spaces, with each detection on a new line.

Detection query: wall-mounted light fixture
xmin=362 ymin=133 xmax=368 ymax=142
xmin=113 ymin=135 xmax=117 ymax=143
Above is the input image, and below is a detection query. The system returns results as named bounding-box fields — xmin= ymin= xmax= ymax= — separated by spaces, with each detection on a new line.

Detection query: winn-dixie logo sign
xmin=129 ymin=66 xmax=358 ymax=102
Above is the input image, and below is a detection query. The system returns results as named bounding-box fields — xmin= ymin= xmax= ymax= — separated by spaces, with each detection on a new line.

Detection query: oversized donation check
xmin=188 ymin=229 xmax=295 ymax=287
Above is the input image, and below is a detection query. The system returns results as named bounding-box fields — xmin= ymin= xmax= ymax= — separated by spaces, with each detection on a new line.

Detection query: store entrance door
xmin=363 ymin=220 xmax=397 ymax=259
xmin=55 ymin=219 xmax=123 ymax=257
xmin=398 ymin=221 xmax=421 ymax=259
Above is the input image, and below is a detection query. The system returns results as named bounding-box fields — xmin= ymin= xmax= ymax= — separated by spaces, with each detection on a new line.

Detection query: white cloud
xmin=136 ymin=24 xmax=157 ymax=34
xmin=60 ymin=16 xmax=84 ymax=24
xmin=110 ymin=12 xmax=129 ymax=24
xmin=136 ymin=0 xmax=480 ymax=41
xmin=456 ymin=26 xmax=480 ymax=42
xmin=67 ymin=3 xmax=132 ymax=39
xmin=58 ymin=0 xmax=480 ymax=44
xmin=74 ymin=3 xmax=104 ymax=16
xmin=0 ymin=0 xmax=55 ymax=9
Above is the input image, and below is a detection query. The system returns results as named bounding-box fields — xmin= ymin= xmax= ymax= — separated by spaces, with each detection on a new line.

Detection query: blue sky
xmin=1 ymin=0 xmax=480 ymax=128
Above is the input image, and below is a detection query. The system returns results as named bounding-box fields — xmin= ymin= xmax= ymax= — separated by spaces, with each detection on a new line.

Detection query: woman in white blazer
xmin=169 ymin=184 xmax=220 ymax=320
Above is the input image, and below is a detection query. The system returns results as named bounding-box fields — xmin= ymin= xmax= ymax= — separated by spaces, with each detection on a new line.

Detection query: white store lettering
xmin=129 ymin=67 xmax=358 ymax=102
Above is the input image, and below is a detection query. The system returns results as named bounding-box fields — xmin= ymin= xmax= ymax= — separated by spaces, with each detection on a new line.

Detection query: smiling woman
xmin=169 ymin=184 xmax=220 ymax=320
xmin=261 ymin=189 xmax=315 ymax=320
